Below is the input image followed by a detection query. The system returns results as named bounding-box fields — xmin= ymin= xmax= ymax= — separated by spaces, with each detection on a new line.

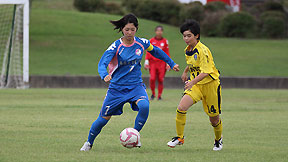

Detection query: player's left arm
xmin=164 ymin=39 xmax=171 ymax=70
xmin=147 ymin=45 xmax=179 ymax=71
xmin=140 ymin=38 xmax=179 ymax=71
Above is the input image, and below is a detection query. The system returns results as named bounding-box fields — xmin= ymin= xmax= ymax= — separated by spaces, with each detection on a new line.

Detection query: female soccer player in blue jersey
xmin=80 ymin=14 xmax=179 ymax=151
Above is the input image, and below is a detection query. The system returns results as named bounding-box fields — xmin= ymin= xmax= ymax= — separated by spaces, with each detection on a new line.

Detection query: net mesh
xmin=0 ymin=4 xmax=24 ymax=88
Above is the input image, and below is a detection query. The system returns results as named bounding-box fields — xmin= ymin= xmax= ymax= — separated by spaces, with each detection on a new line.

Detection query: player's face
xmin=155 ymin=28 xmax=163 ymax=38
xmin=182 ymin=30 xmax=199 ymax=46
xmin=122 ymin=23 xmax=137 ymax=41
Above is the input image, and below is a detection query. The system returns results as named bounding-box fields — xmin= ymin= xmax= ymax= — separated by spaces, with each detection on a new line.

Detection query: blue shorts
xmin=100 ymin=83 xmax=149 ymax=117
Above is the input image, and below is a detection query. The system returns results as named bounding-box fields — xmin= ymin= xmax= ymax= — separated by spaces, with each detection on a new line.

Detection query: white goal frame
xmin=0 ymin=0 xmax=29 ymax=85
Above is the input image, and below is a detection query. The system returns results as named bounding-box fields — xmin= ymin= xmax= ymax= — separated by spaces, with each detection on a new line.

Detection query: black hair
xmin=110 ymin=13 xmax=138 ymax=33
xmin=155 ymin=25 xmax=164 ymax=31
xmin=180 ymin=19 xmax=200 ymax=40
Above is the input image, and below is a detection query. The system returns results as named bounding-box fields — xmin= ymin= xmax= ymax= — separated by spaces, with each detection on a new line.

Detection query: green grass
xmin=0 ymin=88 xmax=288 ymax=162
xmin=29 ymin=7 xmax=288 ymax=77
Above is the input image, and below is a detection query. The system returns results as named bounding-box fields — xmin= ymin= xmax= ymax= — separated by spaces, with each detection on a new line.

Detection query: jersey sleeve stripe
xmin=108 ymin=55 xmax=118 ymax=75
xmin=116 ymin=44 xmax=123 ymax=55
xmin=209 ymin=74 xmax=215 ymax=80
xmin=135 ymin=41 xmax=145 ymax=51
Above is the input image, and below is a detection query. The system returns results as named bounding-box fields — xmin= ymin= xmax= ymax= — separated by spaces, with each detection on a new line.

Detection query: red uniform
xmin=145 ymin=37 xmax=170 ymax=98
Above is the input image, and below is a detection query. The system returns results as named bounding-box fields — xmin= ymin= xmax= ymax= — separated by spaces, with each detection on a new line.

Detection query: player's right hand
xmin=104 ymin=75 xmax=112 ymax=82
xmin=144 ymin=64 xmax=149 ymax=70
xmin=181 ymin=73 xmax=188 ymax=82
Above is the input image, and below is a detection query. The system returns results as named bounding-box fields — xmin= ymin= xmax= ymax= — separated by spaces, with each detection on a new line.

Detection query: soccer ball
xmin=120 ymin=128 xmax=140 ymax=148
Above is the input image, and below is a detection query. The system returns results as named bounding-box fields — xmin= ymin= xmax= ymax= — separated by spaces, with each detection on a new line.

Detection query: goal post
xmin=0 ymin=0 xmax=29 ymax=88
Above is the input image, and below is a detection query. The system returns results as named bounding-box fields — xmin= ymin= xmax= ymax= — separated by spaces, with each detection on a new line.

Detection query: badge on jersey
xmin=135 ymin=49 xmax=142 ymax=56
xmin=194 ymin=54 xmax=198 ymax=60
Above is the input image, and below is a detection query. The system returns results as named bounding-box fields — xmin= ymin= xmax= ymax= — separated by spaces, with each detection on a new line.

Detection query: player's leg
xmin=210 ymin=115 xmax=223 ymax=151
xmin=86 ymin=115 xmax=111 ymax=146
xmin=167 ymin=85 xmax=202 ymax=148
xmin=81 ymin=115 xmax=111 ymax=151
xmin=130 ymin=84 xmax=150 ymax=132
xmin=157 ymin=62 xmax=166 ymax=100
xmin=202 ymin=80 xmax=223 ymax=151
xmin=134 ymin=99 xmax=149 ymax=132
xmin=129 ymin=84 xmax=150 ymax=147
xmin=81 ymin=88 xmax=124 ymax=151
xmin=167 ymin=95 xmax=194 ymax=147
xmin=149 ymin=62 xmax=156 ymax=100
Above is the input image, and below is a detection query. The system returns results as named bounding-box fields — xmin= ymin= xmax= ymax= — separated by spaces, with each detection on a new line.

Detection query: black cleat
xmin=150 ymin=95 xmax=155 ymax=100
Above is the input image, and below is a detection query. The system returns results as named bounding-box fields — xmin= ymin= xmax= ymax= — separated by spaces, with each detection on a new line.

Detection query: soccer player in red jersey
xmin=144 ymin=26 xmax=170 ymax=100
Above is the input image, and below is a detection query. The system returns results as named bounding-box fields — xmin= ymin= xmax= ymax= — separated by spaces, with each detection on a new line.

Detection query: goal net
xmin=0 ymin=0 xmax=29 ymax=88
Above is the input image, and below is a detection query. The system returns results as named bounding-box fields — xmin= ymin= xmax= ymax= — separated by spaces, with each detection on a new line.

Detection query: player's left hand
xmin=184 ymin=80 xmax=194 ymax=90
xmin=172 ymin=64 xmax=180 ymax=72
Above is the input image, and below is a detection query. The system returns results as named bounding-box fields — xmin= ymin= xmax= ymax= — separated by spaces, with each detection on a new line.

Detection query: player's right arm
xmin=98 ymin=42 xmax=117 ymax=82
xmin=181 ymin=66 xmax=189 ymax=82
xmin=144 ymin=52 xmax=151 ymax=70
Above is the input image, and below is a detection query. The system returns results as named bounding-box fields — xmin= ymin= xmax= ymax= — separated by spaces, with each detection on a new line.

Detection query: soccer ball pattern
xmin=120 ymin=128 xmax=140 ymax=148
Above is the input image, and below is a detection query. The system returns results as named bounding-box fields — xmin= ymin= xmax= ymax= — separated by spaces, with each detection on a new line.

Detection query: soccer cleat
xmin=167 ymin=136 xmax=184 ymax=148
xmin=213 ymin=138 xmax=223 ymax=151
xmin=158 ymin=96 xmax=162 ymax=100
xmin=150 ymin=95 xmax=155 ymax=100
xmin=136 ymin=140 xmax=141 ymax=148
xmin=80 ymin=141 xmax=92 ymax=151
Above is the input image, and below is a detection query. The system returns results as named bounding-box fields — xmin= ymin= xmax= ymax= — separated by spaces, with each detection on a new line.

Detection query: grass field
xmin=1 ymin=88 xmax=288 ymax=162
xmin=29 ymin=2 xmax=288 ymax=77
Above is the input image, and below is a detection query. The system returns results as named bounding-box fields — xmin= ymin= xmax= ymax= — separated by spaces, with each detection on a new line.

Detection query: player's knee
xmin=102 ymin=116 xmax=111 ymax=121
xmin=158 ymin=78 xmax=164 ymax=83
xmin=177 ymin=104 xmax=189 ymax=111
xmin=137 ymin=99 xmax=149 ymax=114
xmin=209 ymin=115 xmax=219 ymax=126
xmin=150 ymin=78 xmax=156 ymax=82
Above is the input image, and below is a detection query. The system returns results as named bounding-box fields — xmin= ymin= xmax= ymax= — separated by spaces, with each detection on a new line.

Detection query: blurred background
xmin=28 ymin=0 xmax=288 ymax=78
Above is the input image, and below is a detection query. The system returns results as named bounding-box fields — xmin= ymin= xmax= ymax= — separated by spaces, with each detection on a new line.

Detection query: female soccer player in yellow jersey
xmin=167 ymin=19 xmax=223 ymax=151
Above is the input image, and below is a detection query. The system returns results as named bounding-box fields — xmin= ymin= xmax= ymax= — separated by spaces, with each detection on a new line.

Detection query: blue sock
xmin=134 ymin=100 xmax=149 ymax=132
xmin=87 ymin=115 xmax=109 ymax=145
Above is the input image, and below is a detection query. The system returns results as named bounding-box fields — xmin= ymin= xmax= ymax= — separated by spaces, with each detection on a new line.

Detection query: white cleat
xmin=213 ymin=138 xmax=223 ymax=151
xmin=80 ymin=141 xmax=92 ymax=151
xmin=167 ymin=137 xmax=184 ymax=148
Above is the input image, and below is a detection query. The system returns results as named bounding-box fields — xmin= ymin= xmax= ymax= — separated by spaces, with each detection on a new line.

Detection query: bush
xmin=263 ymin=1 xmax=284 ymax=12
xmin=122 ymin=0 xmax=139 ymax=12
xmin=73 ymin=0 xmax=105 ymax=12
xmin=220 ymin=12 xmax=256 ymax=38
xmin=261 ymin=16 xmax=286 ymax=38
xmin=204 ymin=1 xmax=227 ymax=12
xmin=200 ymin=1 xmax=230 ymax=37
xmin=260 ymin=10 xmax=286 ymax=20
xmin=122 ymin=0 xmax=181 ymax=25
xmin=104 ymin=2 xmax=124 ymax=15
xmin=179 ymin=2 xmax=205 ymax=23
xmin=201 ymin=11 xmax=228 ymax=37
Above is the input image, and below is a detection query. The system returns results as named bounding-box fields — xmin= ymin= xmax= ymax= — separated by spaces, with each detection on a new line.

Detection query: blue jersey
xmin=98 ymin=37 xmax=176 ymax=86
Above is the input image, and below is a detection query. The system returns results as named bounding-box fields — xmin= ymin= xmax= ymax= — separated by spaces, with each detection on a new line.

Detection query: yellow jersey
xmin=185 ymin=41 xmax=220 ymax=84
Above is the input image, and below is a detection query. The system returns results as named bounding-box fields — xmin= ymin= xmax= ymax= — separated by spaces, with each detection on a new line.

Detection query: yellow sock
xmin=176 ymin=108 xmax=187 ymax=139
xmin=212 ymin=119 xmax=223 ymax=141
